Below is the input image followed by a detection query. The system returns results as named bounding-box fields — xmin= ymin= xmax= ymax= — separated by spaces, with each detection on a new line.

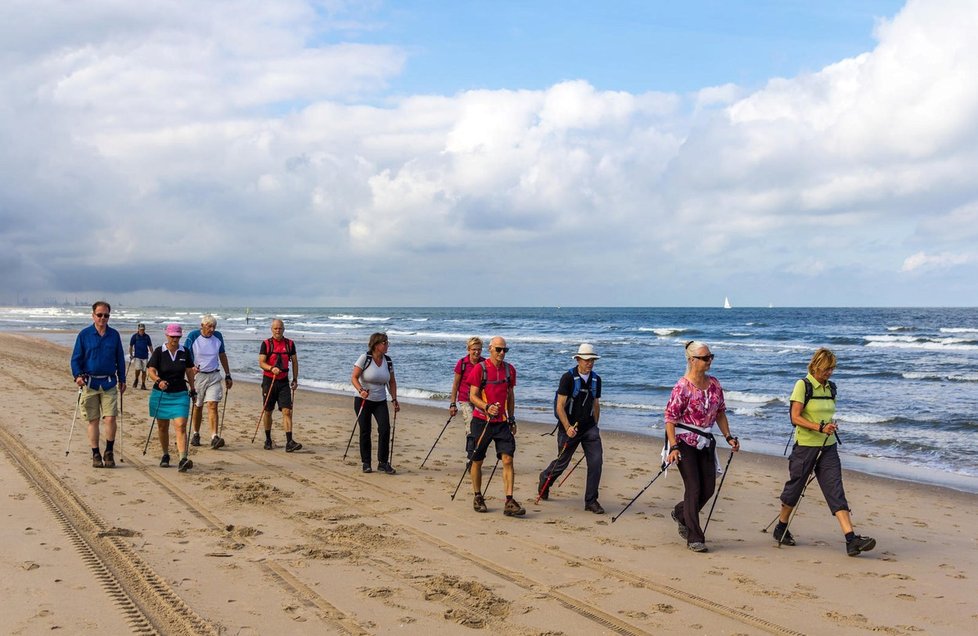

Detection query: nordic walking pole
xmin=483 ymin=457 xmax=500 ymax=494
xmin=536 ymin=424 xmax=577 ymax=504
xmin=143 ymin=396 xmax=163 ymax=455
xmin=118 ymin=390 xmax=125 ymax=463
xmin=421 ymin=414 xmax=454 ymax=468
xmin=761 ymin=470 xmax=819 ymax=534
xmin=776 ymin=427 xmax=833 ymax=547
xmin=451 ymin=413 xmax=493 ymax=500
xmin=218 ymin=385 xmax=229 ymax=438
xmin=556 ymin=453 xmax=585 ymax=488
xmin=251 ymin=382 xmax=277 ymax=443
xmin=388 ymin=396 xmax=397 ymax=465
xmin=703 ymin=450 xmax=735 ymax=534
xmin=65 ymin=387 xmax=83 ymax=456
xmin=612 ymin=462 xmax=671 ymax=523
xmin=343 ymin=397 xmax=368 ymax=460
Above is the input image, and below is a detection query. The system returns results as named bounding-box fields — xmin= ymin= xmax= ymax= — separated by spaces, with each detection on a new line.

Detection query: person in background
xmin=449 ymin=337 xmax=484 ymax=427
xmin=351 ymin=333 xmax=399 ymax=474
xmin=258 ymin=319 xmax=301 ymax=452
xmin=184 ymin=314 xmax=233 ymax=449
xmin=773 ymin=347 xmax=876 ymax=557
xmin=664 ymin=341 xmax=740 ymax=553
xmin=70 ymin=300 xmax=127 ymax=469
xmin=129 ymin=323 xmax=152 ymax=389
xmin=147 ymin=323 xmax=196 ymax=471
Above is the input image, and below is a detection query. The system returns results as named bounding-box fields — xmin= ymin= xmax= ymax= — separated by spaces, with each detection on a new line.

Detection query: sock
xmin=775 ymin=521 xmax=787 ymax=531
xmin=506 ymin=495 xmax=513 ymax=502
xmin=92 ymin=447 xmax=100 ymax=456
xmin=105 ymin=440 xmax=114 ymax=452
xmin=265 ymin=430 xmax=272 ymax=441
xmin=845 ymin=531 xmax=855 ymax=542
xmin=286 ymin=431 xmax=293 ymax=442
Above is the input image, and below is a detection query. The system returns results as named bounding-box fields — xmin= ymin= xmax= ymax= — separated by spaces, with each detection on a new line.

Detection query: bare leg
xmin=282 ymin=407 xmax=293 ymax=433
xmin=174 ymin=418 xmax=188 ymax=455
xmin=207 ymin=402 xmax=219 ymax=436
xmin=157 ymin=419 xmax=171 ymax=454
xmin=835 ymin=509 xmax=854 ymax=535
xmin=501 ymin=454 xmax=515 ymax=496
xmin=470 ymin=459 xmax=483 ymax=494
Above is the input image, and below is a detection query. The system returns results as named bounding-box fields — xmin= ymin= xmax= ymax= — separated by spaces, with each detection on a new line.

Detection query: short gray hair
xmin=200 ymin=314 xmax=217 ymax=327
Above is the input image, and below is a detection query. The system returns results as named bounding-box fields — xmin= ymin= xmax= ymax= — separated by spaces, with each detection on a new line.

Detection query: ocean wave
xmin=940 ymin=327 xmax=978 ymax=334
xmin=638 ymin=327 xmax=687 ymax=337
xmin=865 ymin=340 xmax=978 ymax=352
xmin=328 ymin=314 xmax=390 ymax=322
xmin=602 ymin=401 xmax=661 ymax=412
xmin=835 ymin=412 xmax=895 ymax=425
xmin=902 ymin=371 xmax=978 ymax=382
xmin=731 ymin=406 xmax=764 ymax=417
xmin=724 ymin=390 xmax=782 ymax=405
xmin=886 ymin=325 xmax=916 ymax=332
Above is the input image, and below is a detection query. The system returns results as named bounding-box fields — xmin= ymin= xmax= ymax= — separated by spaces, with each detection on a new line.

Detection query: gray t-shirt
xmin=355 ymin=353 xmax=391 ymax=402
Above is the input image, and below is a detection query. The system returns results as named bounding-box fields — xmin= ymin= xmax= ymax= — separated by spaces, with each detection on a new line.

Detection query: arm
xmin=220 ymin=352 xmax=232 ymax=388
xmin=716 ymin=411 xmax=740 ymax=452
xmin=593 ymin=397 xmax=600 ymax=426
xmin=71 ymin=334 xmax=85 ymax=385
xmin=449 ymin=371 xmax=462 ymax=416
xmin=290 ymin=352 xmax=299 ymax=389
xmin=665 ymin=420 xmax=680 ymax=464
xmin=790 ymin=401 xmax=837 ymax=434
xmin=555 ymin=394 xmax=577 ymax=437
xmin=388 ymin=367 xmax=399 ymax=412
xmin=116 ymin=333 xmax=127 ymax=393
xmin=352 ymin=364 xmax=368 ymax=399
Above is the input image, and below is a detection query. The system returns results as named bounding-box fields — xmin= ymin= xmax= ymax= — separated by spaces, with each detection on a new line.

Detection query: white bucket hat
xmin=573 ymin=343 xmax=600 ymax=361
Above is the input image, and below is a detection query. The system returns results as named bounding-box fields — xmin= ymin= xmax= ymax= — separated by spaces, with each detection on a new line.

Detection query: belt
xmin=198 ymin=369 xmax=221 ymax=374
xmin=88 ymin=374 xmax=112 ymax=379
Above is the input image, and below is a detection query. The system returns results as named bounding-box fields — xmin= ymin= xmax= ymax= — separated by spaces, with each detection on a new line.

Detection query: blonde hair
xmin=368 ymin=332 xmax=389 ymax=354
xmin=808 ymin=348 xmax=837 ymax=376
xmin=200 ymin=314 xmax=217 ymax=327
xmin=467 ymin=337 xmax=483 ymax=350
xmin=684 ymin=340 xmax=710 ymax=373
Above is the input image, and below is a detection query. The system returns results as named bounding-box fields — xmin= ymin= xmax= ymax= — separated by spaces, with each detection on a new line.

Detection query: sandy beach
xmin=2 ymin=331 xmax=976 ymax=635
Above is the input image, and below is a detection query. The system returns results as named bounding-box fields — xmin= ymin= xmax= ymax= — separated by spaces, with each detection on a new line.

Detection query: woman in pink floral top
xmin=664 ymin=341 xmax=740 ymax=553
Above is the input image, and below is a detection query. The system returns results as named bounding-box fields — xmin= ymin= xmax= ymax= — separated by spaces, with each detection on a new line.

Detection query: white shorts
xmin=195 ymin=370 xmax=224 ymax=406
xmin=132 ymin=357 xmax=148 ymax=371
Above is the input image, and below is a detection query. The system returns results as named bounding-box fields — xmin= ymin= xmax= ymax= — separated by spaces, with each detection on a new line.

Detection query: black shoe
xmin=503 ymin=498 xmax=526 ymax=517
xmin=688 ymin=542 xmax=709 ymax=553
xmin=92 ymin=453 xmax=103 ymax=469
xmin=178 ymin=457 xmax=193 ymax=472
xmin=671 ymin=509 xmax=689 ymax=540
xmin=285 ymin=439 xmax=302 ymax=453
xmin=141 ymin=384 xmax=147 ymax=390
xmin=774 ymin=523 xmax=796 ymax=546
xmin=160 ymin=454 xmax=170 ymax=468
xmin=362 ymin=463 xmax=372 ymax=473
xmin=190 ymin=433 xmax=201 ymax=447
xmin=102 ymin=450 xmax=115 ymax=468
xmin=846 ymin=534 xmax=876 ymax=557
xmin=584 ymin=500 xmax=605 ymax=514
xmin=264 ymin=439 xmax=273 ymax=450
xmin=537 ymin=474 xmax=549 ymax=500
xmin=210 ymin=436 xmax=225 ymax=449
xmin=378 ymin=462 xmax=396 ymax=474
xmin=473 ymin=493 xmax=488 ymax=513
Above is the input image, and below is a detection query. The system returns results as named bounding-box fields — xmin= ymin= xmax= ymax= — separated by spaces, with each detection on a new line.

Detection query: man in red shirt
xmin=465 ymin=336 xmax=524 ymax=516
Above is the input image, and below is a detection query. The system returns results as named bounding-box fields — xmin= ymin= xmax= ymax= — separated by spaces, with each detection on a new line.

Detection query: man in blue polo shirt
xmin=70 ymin=300 xmax=127 ymax=469
xmin=129 ymin=323 xmax=152 ymax=389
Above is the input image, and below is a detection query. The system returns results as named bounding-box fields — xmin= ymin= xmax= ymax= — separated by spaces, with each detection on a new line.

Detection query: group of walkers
xmin=70 ymin=301 xmax=876 ymax=557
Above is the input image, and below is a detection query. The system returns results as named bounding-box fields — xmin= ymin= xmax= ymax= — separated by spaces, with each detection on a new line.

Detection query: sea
xmin=4 ymin=305 xmax=977 ymax=492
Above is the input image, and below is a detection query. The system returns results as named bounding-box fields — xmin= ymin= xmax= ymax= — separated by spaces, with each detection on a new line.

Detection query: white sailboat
xmin=723 ymin=296 xmax=732 ymax=309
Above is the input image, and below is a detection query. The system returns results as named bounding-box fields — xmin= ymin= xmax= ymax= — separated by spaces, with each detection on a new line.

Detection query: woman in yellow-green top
xmin=774 ymin=348 xmax=876 ymax=557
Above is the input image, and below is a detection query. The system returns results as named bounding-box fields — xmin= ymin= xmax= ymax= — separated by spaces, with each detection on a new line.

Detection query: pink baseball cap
xmin=164 ymin=323 xmax=183 ymax=337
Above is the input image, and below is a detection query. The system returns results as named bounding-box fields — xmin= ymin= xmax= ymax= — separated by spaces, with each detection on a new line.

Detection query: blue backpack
xmin=552 ymin=367 xmax=599 ymax=422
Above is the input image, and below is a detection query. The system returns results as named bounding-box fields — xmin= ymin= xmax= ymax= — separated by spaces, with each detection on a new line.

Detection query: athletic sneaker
xmin=688 ymin=542 xmax=709 ymax=553
xmin=177 ymin=457 xmax=193 ymax=472
xmin=671 ymin=509 xmax=689 ymax=540
xmin=773 ymin=523 xmax=796 ymax=546
xmin=362 ymin=463 xmax=372 ymax=473
xmin=584 ymin=500 xmax=605 ymax=514
xmin=190 ymin=432 xmax=201 ymax=447
xmin=160 ymin=454 xmax=170 ymax=468
xmin=263 ymin=439 xmax=273 ymax=450
xmin=537 ymin=474 xmax=550 ymax=500
xmin=473 ymin=493 xmax=488 ymax=513
xmin=210 ymin=436 xmax=225 ymax=449
xmin=846 ymin=535 xmax=876 ymax=557
xmin=92 ymin=453 xmax=103 ymax=468
xmin=102 ymin=450 xmax=115 ymax=468
xmin=378 ymin=462 xmax=396 ymax=474
xmin=503 ymin=498 xmax=526 ymax=517
xmin=285 ymin=439 xmax=302 ymax=453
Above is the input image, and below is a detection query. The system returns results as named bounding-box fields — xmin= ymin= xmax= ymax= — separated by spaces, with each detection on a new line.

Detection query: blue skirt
xmin=149 ymin=389 xmax=190 ymax=420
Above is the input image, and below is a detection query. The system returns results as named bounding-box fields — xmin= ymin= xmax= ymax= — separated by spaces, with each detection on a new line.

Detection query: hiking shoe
xmin=537 ymin=474 xmax=550 ymax=500
xmin=671 ymin=509 xmax=689 ymax=540
xmin=102 ymin=450 xmax=115 ymax=468
xmin=503 ymin=498 xmax=526 ymax=517
xmin=378 ymin=462 xmax=396 ymax=474
xmin=773 ymin=523 xmax=796 ymax=546
xmin=178 ymin=457 xmax=193 ymax=472
xmin=362 ymin=463 xmax=372 ymax=473
xmin=263 ymin=439 xmax=273 ymax=450
xmin=210 ymin=436 xmax=225 ymax=449
xmin=92 ymin=453 xmax=103 ymax=468
xmin=846 ymin=535 xmax=876 ymax=557
xmin=473 ymin=493 xmax=488 ymax=513
xmin=688 ymin=542 xmax=709 ymax=553
xmin=141 ymin=384 xmax=147 ymax=390
xmin=190 ymin=432 xmax=201 ymax=447
xmin=585 ymin=500 xmax=605 ymax=514
xmin=160 ymin=454 xmax=170 ymax=468
xmin=285 ymin=439 xmax=302 ymax=453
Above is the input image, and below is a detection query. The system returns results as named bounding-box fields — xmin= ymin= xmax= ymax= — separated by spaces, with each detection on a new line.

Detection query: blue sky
xmin=2 ymin=0 xmax=976 ymax=307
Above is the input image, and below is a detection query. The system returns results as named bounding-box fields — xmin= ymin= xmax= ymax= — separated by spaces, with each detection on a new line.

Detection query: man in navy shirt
xmin=70 ymin=301 xmax=127 ymax=468
xmin=129 ymin=323 xmax=153 ymax=389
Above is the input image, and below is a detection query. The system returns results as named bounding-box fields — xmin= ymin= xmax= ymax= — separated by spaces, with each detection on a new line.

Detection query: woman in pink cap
xmin=147 ymin=323 xmax=197 ymax=471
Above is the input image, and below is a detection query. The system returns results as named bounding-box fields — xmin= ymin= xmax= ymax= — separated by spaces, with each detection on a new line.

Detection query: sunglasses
xmin=493 ymin=347 xmax=510 ymax=353
xmin=692 ymin=354 xmax=715 ymax=362
xmin=94 ymin=313 xmax=110 ymax=318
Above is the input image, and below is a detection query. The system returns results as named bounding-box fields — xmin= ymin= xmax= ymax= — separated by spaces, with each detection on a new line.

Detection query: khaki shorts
xmin=195 ymin=370 xmax=224 ymax=406
xmin=82 ymin=385 xmax=119 ymax=421
xmin=132 ymin=358 xmax=148 ymax=371
xmin=459 ymin=401 xmax=475 ymax=427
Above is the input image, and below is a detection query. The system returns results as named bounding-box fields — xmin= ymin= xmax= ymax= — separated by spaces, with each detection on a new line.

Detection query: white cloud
xmin=901 ymin=251 xmax=973 ymax=272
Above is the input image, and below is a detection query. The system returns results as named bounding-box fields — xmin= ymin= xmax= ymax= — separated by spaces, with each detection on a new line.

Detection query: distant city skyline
xmin=2 ymin=0 xmax=976 ymax=307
